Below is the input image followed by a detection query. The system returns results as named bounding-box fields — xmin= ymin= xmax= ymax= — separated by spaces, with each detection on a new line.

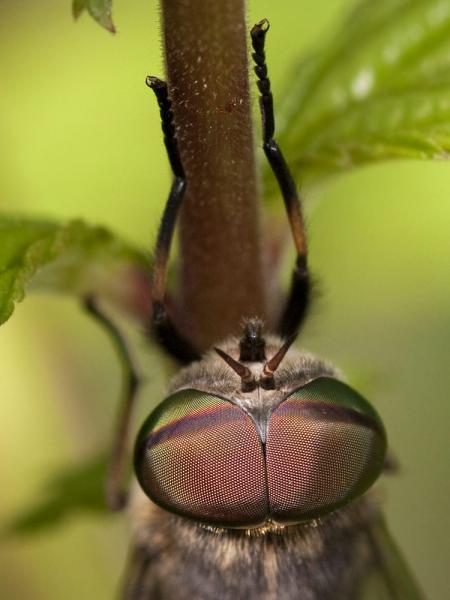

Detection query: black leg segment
xmin=146 ymin=76 xmax=200 ymax=364
xmin=251 ymin=20 xmax=311 ymax=338
xmin=84 ymin=297 xmax=140 ymax=511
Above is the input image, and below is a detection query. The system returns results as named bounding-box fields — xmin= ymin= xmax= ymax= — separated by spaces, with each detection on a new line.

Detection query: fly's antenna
xmin=216 ymin=320 xmax=296 ymax=391
xmin=239 ymin=317 xmax=266 ymax=362
xmin=214 ymin=347 xmax=257 ymax=392
xmin=260 ymin=334 xmax=298 ymax=390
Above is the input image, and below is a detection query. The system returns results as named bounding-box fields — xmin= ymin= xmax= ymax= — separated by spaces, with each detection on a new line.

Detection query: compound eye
xmin=134 ymin=390 xmax=266 ymax=527
xmin=266 ymin=377 xmax=386 ymax=523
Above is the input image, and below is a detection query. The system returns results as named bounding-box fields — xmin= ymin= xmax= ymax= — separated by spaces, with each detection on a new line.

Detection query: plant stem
xmin=161 ymin=0 xmax=265 ymax=350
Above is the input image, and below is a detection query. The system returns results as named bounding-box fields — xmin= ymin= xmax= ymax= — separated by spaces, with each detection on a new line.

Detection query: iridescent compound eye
xmin=134 ymin=389 xmax=267 ymax=527
xmin=135 ymin=379 xmax=386 ymax=528
xmin=266 ymin=377 xmax=386 ymax=523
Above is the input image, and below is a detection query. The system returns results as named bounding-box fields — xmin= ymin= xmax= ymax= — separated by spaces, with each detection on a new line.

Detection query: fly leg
xmin=84 ymin=297 xmax=139 ymax=511
xmin=82 ymin=80 xmax=200 ymax=509
xmin=251 ymin=20 xmax=311 ymax=338
xmin=147 ymin=77 xmax=200 ymax=364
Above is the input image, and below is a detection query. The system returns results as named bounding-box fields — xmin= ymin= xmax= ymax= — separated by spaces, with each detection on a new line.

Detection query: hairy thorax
xmin=126 ymin=483 xmax=381 ymax=600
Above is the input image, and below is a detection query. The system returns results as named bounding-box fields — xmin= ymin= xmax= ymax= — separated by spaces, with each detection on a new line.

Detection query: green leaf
xmin=273 ymin=0 xmax=450 ymax=187
xmin=0 ymin=216 xmax=151 ymax=326
xmin=5 ymin=455 xmax=109 ymax=535
xmin=72 ymin=0 xmax=115 ymax=33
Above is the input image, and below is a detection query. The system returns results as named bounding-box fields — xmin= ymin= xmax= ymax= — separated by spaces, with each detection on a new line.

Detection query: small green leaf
xmin=273 ymin=0 xmax=450 ymax=187
xmin=72 ymin=0 xmax=115 ymax=33
xmin=5 ymin=455 xmax=109 ymax=535
xmin=0 ymin=216 xmax=151 ymax=326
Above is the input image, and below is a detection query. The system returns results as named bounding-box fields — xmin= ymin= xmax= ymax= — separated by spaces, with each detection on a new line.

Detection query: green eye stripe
xmin=135 ymin=389 xmax=231 ymax=450
xmin=287 ymin=377 xmax=385 ymax=431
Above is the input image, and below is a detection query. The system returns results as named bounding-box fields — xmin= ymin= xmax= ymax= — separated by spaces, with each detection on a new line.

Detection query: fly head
xmin=134 ymin=321 xmax=386 ymax=530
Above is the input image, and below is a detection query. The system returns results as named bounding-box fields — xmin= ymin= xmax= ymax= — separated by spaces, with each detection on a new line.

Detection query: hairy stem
xmin=161 ymin=0 xmax=265 ymax=350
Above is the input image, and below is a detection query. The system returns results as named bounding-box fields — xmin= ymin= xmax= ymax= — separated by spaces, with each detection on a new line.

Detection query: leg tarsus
xmin=251 ymin=20 xmax=311 ymax=338
xmin=146 ymin=76 xmax=184 ymax=178
xmin=146 ymin=76 xmax=200 ymax=364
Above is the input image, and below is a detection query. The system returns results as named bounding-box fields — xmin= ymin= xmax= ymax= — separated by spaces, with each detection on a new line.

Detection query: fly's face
xmin=134 ymin=329 xmax=386 ymax=529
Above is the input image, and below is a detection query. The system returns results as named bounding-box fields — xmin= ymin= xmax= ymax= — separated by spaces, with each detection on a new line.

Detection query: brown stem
xmin=161 ymin=0 xmax=265 ymax=351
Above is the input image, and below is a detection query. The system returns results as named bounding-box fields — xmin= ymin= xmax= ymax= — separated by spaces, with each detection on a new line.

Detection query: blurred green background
xmin=0 ymin=0 xmax=449 ymax=598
